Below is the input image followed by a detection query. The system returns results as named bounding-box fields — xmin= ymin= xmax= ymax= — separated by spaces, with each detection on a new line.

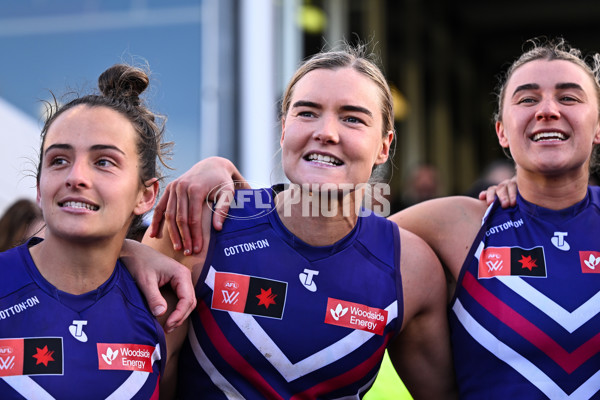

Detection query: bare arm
xmin=389 ymin=196 xmax=486 ymax=281
xmin=156 ymin=287 xmax=189 ymax=400
xmin=388 ymin=228 xmax=457 ymax=399
xmin=149 ymin=156 xmax=249 ymax=256
xmin=120 ymin=239 xmax=196 ymax=333
xmin=144 ymin=204 xmax=213 ymax=397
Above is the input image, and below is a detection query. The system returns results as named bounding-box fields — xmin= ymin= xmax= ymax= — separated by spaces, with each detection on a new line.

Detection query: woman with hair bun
xmin=0 ymin=63 xmax=170 ymax=399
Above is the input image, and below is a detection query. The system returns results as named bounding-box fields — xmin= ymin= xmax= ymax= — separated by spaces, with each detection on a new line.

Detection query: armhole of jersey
xmin=391 ymin=221 xmax=403 ymax=334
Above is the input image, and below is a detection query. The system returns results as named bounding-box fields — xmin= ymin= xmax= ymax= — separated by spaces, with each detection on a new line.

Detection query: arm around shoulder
xmin=387 ymin=228 xmax=457 ymax=399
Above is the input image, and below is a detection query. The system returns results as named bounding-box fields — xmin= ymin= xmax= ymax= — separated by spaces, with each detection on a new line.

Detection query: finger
xmin=138 ymin=278 xmax=168 ymax=318
xmin=485 ymin=186 xmax=499 ymax=205
xmin=149 ymin=187 xmax=170 ymax=238
xmin=175 ymin=185 xmax=193 ymax=256
xmin=507 ymin=182 xmax=518 ymax=207
xmin=235 ymin=178 xmax=252 ymax=190
xmin=186 ymin=185 xmax=207 ymax=254
xmin=495 ymin=185 xmax=511 ymax=208
xmin=165 ymin=184 xmax=183 ymax=251
xmin=164 ymin=278 xmax=197 ymax=333
xmin=213 ymin=187 xmax=235 ymax=231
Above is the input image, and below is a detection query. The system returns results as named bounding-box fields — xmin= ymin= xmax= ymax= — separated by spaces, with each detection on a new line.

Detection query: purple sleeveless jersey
xmin=178 ymin=187 xmax=403 ymax=399
xmin=0 ymin=238 xmax=165 ymax=399
xmin=450 ymin=186 xmax=600 ymax=399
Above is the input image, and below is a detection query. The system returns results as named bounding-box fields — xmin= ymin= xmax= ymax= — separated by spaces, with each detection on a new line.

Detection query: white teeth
xmin=306 ymin=153 xmax=342 ymax=166
xmin=532 ymin=132 xmax=567 ymax=141
xmin=62 ymin=201 xmax=99 ymax=211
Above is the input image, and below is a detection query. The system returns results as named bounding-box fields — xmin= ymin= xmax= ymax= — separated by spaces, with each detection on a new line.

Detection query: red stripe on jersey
xmin=463 ymin=271 xmax=600 ymax=373
xmin=198 ymin=300 xmax=284 ymax=400
xmin=291 ymin=333 xmax=391 ymax=399
xmin=150 ymin=376 xmax=160 ymax=400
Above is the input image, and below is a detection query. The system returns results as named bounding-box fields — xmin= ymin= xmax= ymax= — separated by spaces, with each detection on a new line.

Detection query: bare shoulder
xmin=397 ymin=227 xmax=446 ymax=314
xmin=391 ymin=196 xmax=489 ymax=287
xmin=390 ymin=195 xmax=487 ymax=229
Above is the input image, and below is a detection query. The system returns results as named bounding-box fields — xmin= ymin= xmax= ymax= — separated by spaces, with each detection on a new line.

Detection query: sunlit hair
xmin=494 ymin=37 xmax=600 ymax=122
xmin=494 ymin=37 xmax=600 ymax=176
xmin=280 ymin=43 xmax=395 ymax=140
xmin=37 ymin=63 xmax=173 ymax=235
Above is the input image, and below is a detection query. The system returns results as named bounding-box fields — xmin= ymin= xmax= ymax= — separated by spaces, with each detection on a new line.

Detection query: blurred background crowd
xmin=5 ymin=0 xmax=600 ymax=218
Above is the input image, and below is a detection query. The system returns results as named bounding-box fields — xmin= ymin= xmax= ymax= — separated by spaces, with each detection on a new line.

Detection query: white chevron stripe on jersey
xmin=496 ymin=276 xmax=600 ymax=333
xmin=475 ymin=241 xmax=600 ymax=333
xmin=453 ymin=299 xmax=600 ymax=399
xmin=2 ymin=376 xmax=55 ymax=399
xmin=105 ymin=343 xmax=161 ymax=400
xmin=2 ymin=345 xmax=160 ymax=400
xmin=206 ymin=266 xmax=398 ymax=382
xmin=189 ymin=322 xmax=244 ymax=399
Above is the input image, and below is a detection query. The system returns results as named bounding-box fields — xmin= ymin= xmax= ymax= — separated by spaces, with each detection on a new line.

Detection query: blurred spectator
xmin=465 ymin=159 xmax=515 ymax=198
xmin=396 ymin=163 xmax=441 ymax=210
xmin=0 ymin=198 xmax=43 ymax=252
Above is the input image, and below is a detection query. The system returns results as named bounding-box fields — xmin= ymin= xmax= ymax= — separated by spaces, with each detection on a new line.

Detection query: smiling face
xmin=37 ymin=105 xmax=157 ymax=243
xmin=496 ymin=59 xmax=600 ymax=178
xmin=280 ymin=67 xmax=393 ymax=189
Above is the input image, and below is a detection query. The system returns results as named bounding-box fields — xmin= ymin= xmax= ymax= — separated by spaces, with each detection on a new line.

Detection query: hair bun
xmin=98 ymin=64 xmax=149 ymax=102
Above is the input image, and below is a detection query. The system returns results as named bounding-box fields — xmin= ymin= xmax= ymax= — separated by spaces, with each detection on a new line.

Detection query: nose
xmin=65 ymin=159 xmax=91 ymax=189
xmin=312 ymin=114 xmax=340 ymax=144
xmin=535 ymin=98 xmax=560 ymax=121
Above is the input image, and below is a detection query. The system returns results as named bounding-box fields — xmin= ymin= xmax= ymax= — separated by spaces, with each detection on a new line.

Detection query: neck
xmin=29 ymin=233 xmax=124 ymax=295
xmin=516 ymin=169 xmax=589 ymax=210
xmin=275 ymin=187 xmax=361 ymax=246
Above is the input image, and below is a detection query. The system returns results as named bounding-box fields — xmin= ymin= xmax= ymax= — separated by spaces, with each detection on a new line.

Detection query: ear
xmin=36 ymin=184 xmax=42 ymax=208
xmin=375 ymin=130 xmax=394 ymax=165
xmin=280 ymin=118 xmax=286 ymax=147
xmin=594 ymin=121 xmax=600 ymax=145
xmin=496 ymin=120 xmax=510 ymax=148
xmin=133 ymin=178 xmax=159 ymax=216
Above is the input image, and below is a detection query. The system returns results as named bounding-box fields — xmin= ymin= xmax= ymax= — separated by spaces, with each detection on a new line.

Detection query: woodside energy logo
xmin=324 ymin=298 xmax=387 ymax=336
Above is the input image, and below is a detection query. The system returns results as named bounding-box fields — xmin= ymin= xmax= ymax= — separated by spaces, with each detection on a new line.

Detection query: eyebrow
xmin=44 ymin=143 xmax=126 ymax=156
xmin=512 ymin=82 xmax=585 ymax=97
xmin=291 ymin=100 xmax=373 ymax=117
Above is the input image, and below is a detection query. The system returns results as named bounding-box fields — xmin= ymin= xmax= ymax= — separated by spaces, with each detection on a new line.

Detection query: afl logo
xmin=0 ymin=346 xmax=13 ymax=354
xmin=207 ymin=183 xmax=276 ymax=220
xmin=487 ymin=252 xmax=501 ymax=259
xmin=224 ymin=281 xmax=239 ymax=290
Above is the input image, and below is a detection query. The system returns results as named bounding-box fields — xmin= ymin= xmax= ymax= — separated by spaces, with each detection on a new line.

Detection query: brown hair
xmin=494 ymin=37 xmax=600 ymax=123
xmin=494 ymin=37 xmax=600 ymax=176
xmin=37 ymin=63 xmax=173 ymax=235
xmin=280 ymin=43 xmax=395 ymax=140
xmin=0 ymin=199 xmax=43 ymax=251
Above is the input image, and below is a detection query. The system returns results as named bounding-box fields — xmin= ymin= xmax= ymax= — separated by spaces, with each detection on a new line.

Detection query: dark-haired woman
xmin=0 ymin=64 xmax=169 ymax=399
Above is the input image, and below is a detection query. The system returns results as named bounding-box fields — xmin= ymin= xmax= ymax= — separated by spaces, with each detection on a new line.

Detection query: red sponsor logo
xmin=580 ymin=251 xmax=600 ymax=273
xmin=97 ymin=343 xmax=155 ymax=373
xmin=479 ymin=247 xmax=511 ymax=278
xmin=0 ymin=339 xmax=23 ymax=376
xmin=212 ymin=272 xmax=251 ymax=313
xmin=324 ymin=298 xmax=387 ymax=336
